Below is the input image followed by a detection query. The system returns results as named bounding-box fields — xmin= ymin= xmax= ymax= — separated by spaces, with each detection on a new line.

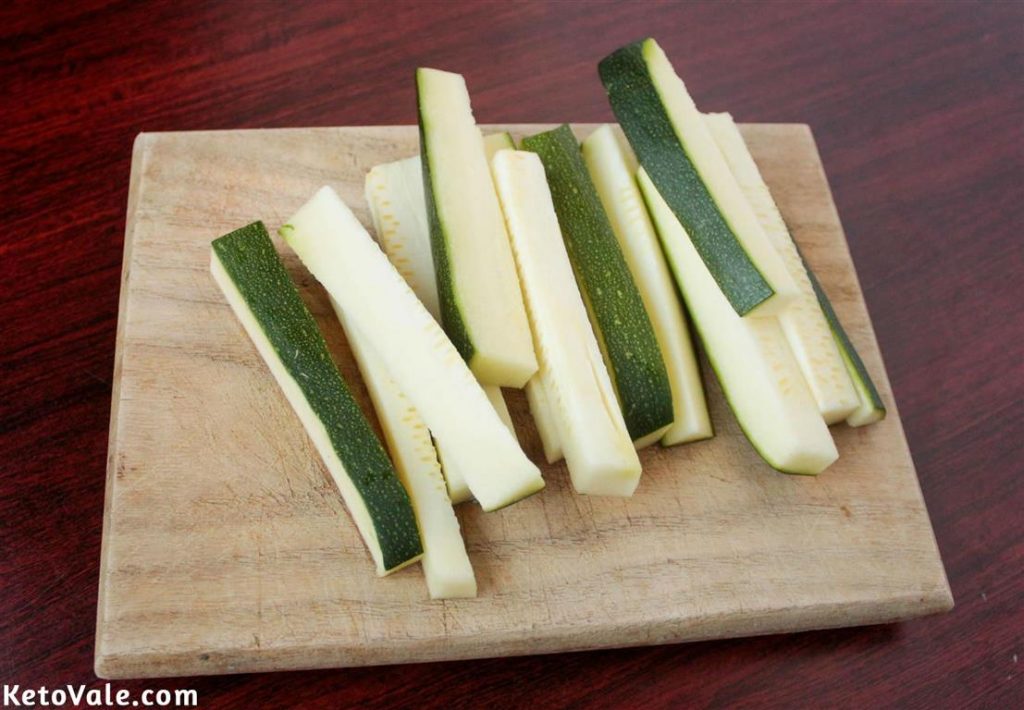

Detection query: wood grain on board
xmin=94 ymin=124 xmax=950 ymax=679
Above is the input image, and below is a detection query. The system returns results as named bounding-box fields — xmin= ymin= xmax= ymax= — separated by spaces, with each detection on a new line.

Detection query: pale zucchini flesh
xmin=281 ymin=187 xmax=544 ymax=511
xmin=210 ymin=222 xmax=422 ymax=575
xmin=582 ymin=124 xmax=712 ymax=446
xmin=434 ymin=441 xmax=471 ymax=505
xmin=365 ymin=156 xmax=440 ymax=321
xmin=485 ymin=384 xmax=516 ymax=433
xmin=483 ymin=130 xmax=516 ymax=159
xmin=802 ymin=258 xmax=887 ymax=427
xmin=364 ymin=147 xmax=528 ymax=503
xmin=494 ymin=149 xmax=642 ymax=496
xmin=364 ymin=133 xmax=517 ymax=308
xmin=482 ymin=131 xmax=564 ymax=458
xmin=365 ymin=132 xmax=523 ymax=325
xmin=599 ymin=39 xmax=799 ymax=317
xmin=522 ymin=124 xmax=673 ymax=446
xmin=439 ymin=384 xmax=515 ymax=505
xmin=703 ymin=113 xmax=859 ymax=424
xmin=638 ymin=172 xmax=838 ymax=474
xmin=417 ymin=68 xmax=537 ymax=387
xmin=526 ymin=377 xmax=564 ymax=464
xmin=838 ymin=343 xmax=887 ymax=426
xmin=334 ymin=305 xmax=476 ymax=598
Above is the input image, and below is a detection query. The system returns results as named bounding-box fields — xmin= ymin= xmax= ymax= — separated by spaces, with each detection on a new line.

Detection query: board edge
xmin=95 ymin=131 xmax=152 ymax=680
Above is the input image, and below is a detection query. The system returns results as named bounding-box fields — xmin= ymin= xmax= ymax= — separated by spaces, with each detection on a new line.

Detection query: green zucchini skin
xmin=637 ymin=175 xmax=837 ymax=474
xmin=522 ymin=125 xmax=673 ymax=442
xmin=416 ymin=71 xmax=474 ymax=365
xmin=799 ymin=248 xmax=886 ymax=422
xmin=598 ymin=39 xmax=773 ymax=316
xmin=212 ymin=222 xmax=422 ymax=571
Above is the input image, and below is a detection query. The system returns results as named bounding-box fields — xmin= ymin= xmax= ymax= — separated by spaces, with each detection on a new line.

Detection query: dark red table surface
xmin=2 ymin=0 xmax=1021 ymax=707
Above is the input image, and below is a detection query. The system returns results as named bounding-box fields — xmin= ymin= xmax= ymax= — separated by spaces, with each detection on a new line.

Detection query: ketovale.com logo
xmin=3 ymin=685 xmax=198 ymax=708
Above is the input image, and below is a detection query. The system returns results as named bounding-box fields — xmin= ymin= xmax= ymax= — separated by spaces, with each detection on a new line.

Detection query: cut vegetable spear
xmin=703 ymin=113 xmax=859 ymax=424
xmin=281 ymin=187 xmax=544 ymax=511
xmin=803 ymin=259 xmax=887 ymax=426
xmin=365 ymin=156 xmax=439 ymax=320
xmin=417 ymin=68 xmax=537 ymax=387
xmin=364 ymin=141 xmax=533 ymax=502
xmin=334 ymin=306 xmax=476 ymax=598
xmin=638 ymin=171 xmax=838 ymax=474
xmin=210 ymin=222 xmax=422 ymax=575
xmin=525 ymin=374 xmax=563 ymax=464
xmin=582 ymin=124 xmax=712 ymax=446
xmin=493 ymin=149 xmax=642 ymax=496
xmin=483 ymin=130 xmax=517 ymax=159
xmin=480 ymin=129 xmax=564 ymax=462
xmin=599 ymin=38 xmax=799 ymax=317
xmin=522 ymin=124 xmax=673 ymax=447
xmin=438 ymin=381 xmax=518 ymax=503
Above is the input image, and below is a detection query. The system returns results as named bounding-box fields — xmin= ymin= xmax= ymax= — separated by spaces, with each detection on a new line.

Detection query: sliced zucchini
xmin=481 ymin=130 xmax=565 ymax=460
xmin=482 ymin=130 xmax=566 ymax=460
xmin=582 ymin=124 xmax=712 ymax=445
xmin=802 ymin=260 xmax=887 ymax=426
xmin=599 ymin=38 xmax=799 ymax=316
xmin=493 ymin=149 xmax=641 ymax=496
xmin=210 ymin=222 xmax=422 ymax=574
xmin=483 ymin=130 xmax=516 ymax=158
xmin=526 ymin=377 xmax=563 ymax=464
xmin=521 ymin=124 xmax=673 ymax=447
xmin=703 ymin=113 xmax=859 ymax=424
xmin=437 ymin=383 xmax=515 ymax=505
xmin=365 ymin=156 xmax=439 ymax=320
xmin=485 ymin=385 xmax=515 ymax=433
xmin=417 ymin=68 xmax=537 ymax=387
xmin=362 ymin=131 xmax=526 ymax=320
xmin=364 ymin=149 xmax=526 ymax=503
xmin=433 ymin=443 xmax=470 ymax=505
xmin=638 ymin=171 xmax=838 ymax=474
xmin=334 ymin=307 xmax=476 ymax=598
xmin=281 ymin=187 xmax=544 ymax=511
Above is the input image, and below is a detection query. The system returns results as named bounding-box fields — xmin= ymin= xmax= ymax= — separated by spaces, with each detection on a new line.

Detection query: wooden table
xmin=2 ymin=1 xmax=1020 ymax=707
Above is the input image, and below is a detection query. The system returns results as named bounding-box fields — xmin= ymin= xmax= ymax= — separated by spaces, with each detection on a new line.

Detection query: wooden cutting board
xmin=96 ymin=124 xmax=951 ymax=679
